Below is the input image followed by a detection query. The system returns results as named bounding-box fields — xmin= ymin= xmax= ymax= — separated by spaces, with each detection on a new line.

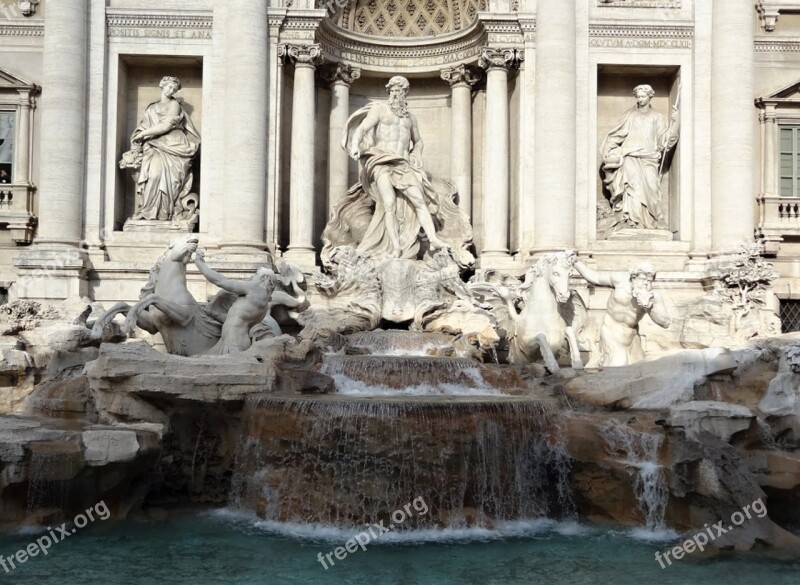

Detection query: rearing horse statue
xmin=469 ymin=251 xmax=586 ymax=373
xmin=91 ymin=235 xmax=224 ymax=356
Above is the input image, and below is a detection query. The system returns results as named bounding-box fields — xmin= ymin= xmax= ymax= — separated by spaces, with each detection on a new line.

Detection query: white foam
xmin=627 ymin=526 xmax=681 ymax=543
xmin=209 ymin=512 xmax=589 ymax=545
xmin=331 ymin=374 xmax=504 ymax=397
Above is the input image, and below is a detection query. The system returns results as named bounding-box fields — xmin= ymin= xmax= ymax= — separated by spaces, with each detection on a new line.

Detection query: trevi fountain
xmin=0 ymin=1 xmax=799 ymax=584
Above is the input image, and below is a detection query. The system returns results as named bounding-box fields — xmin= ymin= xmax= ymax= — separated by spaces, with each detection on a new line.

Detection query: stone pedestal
xmin=607 ymin=228 xmax=674 ymax=242
xmin=123 ymin=220 xmax=197 ymax=234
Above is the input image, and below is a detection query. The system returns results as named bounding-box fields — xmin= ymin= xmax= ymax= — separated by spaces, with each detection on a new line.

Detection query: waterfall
xmin=598 ymin=422 xmax=668 ymax=531
xmin=229 ymin=395 xmax=576 ymax=529
xmin=321 ymin=355 xmax=504 ymax=396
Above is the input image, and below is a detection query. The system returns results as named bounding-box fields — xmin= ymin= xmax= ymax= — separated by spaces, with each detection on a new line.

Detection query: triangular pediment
xmin=0 ymin=67 xmax=36 ymax=90
xmin=763 ymin=78 xmax=800 ymax=100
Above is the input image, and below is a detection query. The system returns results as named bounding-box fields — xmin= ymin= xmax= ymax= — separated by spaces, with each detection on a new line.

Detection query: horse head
xmin=525 ymin=253 xmax=573 ymax=304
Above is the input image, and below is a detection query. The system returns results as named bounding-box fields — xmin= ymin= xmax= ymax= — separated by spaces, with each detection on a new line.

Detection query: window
xmin=0 ymin=111 xmax=12 ymax=184
xmin=779 ymin=126 xmax=800 ymax=197
xmin=781 ymin=299 xmax=800 ymax=333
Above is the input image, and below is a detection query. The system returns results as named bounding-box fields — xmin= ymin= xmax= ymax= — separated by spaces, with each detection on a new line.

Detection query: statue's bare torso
xmin=372 ymin=103 xmax=414 ymax=158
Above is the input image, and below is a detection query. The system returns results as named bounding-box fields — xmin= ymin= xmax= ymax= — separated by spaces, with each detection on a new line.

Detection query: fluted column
xmin=441 ymin=64 xmax=481 ymax=217
xmin=14 ymin=92 xmax=32 ymax=184
xmin=284 ymin=44 xmax=323 ymax=269
xmin=319 ymin=63 xmax=360 ymax=217
xmin=479 ymin=48 xmax=523 ymax=264
xmin=221 ymin=0 xmax=269 ymax=251
xmin=35 ymin=0 xmax=88 ymax=246
xmin=711 ymin=0 xmax=755 ymax=251
xmin=533 ymin=0 xmax=576 ymax=252
xmin=763 ymin=106 xmax=777 ymax=197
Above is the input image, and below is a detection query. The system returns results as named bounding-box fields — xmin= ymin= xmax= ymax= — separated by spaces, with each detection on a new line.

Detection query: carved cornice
xmin=589 ymin=23 xmax=693 ymax=49
xmin=0 ymin=21 xmax=43 ymax=38
xmin=106 ymin=9 xmax=213 ymax=40
xmin=316 ymin=18 xmax=489 ymax=74
xmin=281 ymin=43 xmax=323 ymax=68
xmin=755 ymin=37 xmax=800 ymax=52
xmin=440 ymin=64 xmax=482 ymax=88
xmin=478 ymin=47 xmax=524 ymax=71
xmin=598 ymin=0 xmax=681 ymax=7
xmin=318 ymin=62 xmax=361 ymax=87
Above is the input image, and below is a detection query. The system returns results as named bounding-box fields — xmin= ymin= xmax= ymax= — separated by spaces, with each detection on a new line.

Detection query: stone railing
xmin=0 ymin=183 xmax=36 ymax=244
xmin=757 ymin=195 xmax=800 ymax=251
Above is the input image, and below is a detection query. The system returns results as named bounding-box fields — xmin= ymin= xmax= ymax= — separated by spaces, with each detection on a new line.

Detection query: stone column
xmin=533 ymin=0 xmax=576 ymax=252
xmin=220 ymin=0 xmax=269 ymax=252
xmin=35 ymin=0 xmax=88 ymax=246
xmin=711 ymin=0 xmax=755 ymax=251
xmin=283 ymin=44 xmax=323 ymax=269
xmin=319 ymin=63 xmax=360 ymax=217
xmin=14 ymin=92 xmax=32 ymax=185
xmin=13 ymin=0 xmax=88 ymax=301
xmin=763 ymin=105 xmax=777 ymax=197
xmin=479 ymin=48 xmax=522 ymax=265
xmin=441 ymin=64 xmax=481 ymax=217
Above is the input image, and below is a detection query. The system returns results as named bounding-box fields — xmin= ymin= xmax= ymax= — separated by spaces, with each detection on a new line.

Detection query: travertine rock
xmin=758 ymin=343 xmax=800 ymax=417
xmin=82 ymin=429 xmax=141 ymax=466
xmin=565 ymin=347 xmax=737 ymax=409
xmin=666 ymin=401 xmax=754 ymax=441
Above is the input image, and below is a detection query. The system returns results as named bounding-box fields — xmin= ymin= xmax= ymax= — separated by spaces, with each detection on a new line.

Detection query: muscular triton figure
xmin=343 ymin=76 xmax=450 ymax=259
xmin=573 ymin=259 xmax=671 ymax=367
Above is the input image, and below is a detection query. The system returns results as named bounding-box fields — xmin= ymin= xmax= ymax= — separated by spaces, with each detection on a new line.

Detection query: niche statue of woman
xmin=121 ymin=75 xmax=201 ymax=223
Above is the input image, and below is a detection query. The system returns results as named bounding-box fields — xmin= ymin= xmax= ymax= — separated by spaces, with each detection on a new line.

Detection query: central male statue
xmin=342 ymin=76 xmax=451 ymax=259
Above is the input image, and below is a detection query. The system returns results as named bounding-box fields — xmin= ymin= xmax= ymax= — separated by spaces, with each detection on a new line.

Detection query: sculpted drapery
xmin=601 ymin=85 xmax=679 ymax=230
xmin=124 ymin=76 xmax=200 ymax=222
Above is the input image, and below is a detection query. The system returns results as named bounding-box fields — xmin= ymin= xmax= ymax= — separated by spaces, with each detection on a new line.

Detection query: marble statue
xmin=601 ymin=84 xmax=679 ymax=231
xmin=323 ymin=76 xmax=474 ymax=268
xmin=91 ymin=235 xmax=223 ymax=356
xmin=573 ymin=259 xmax=671 ymax=367
xmin=298 ymin=246 xmax=383 ymax=339
xmin=91 ymin=235 xmax=306 ymax=356
xmin=120 ymin=76 xmax=201 ymax=224
xmin=194 ymin=249 xmax=276 ymax=355
xmin=469 ymin=252 xmax=587 ymax=372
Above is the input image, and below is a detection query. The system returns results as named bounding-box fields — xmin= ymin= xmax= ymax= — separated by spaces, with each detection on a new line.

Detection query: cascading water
xmin=229 ymin=331 xmax=577 ymax=531
xmin=230 ymin=395 xmax=577 ymax=529
xmin=598 ymin=422 xmax=668 ymax=531
xmin=321 ymin=355 xmax=506 ymax=396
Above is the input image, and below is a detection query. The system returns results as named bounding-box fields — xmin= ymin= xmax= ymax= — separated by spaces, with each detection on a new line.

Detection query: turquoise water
xmin=0 ymin=511 xmax=797 ymax=585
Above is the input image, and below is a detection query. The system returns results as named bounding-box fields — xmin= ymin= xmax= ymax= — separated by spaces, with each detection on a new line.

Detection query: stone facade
xmin=0 ymin=0 xmax=798 ymax=333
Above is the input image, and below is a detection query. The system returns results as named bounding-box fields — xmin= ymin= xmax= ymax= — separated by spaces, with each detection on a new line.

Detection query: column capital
xmin=279 ymin=43 xmax=323 ymax=69
xmin=478 ymin=47 xmax=524 ymax=72
xmin=440 ymin=64 xmax=482 ymax=89
xmin=318 ymin=62 xmax=361 ymax=88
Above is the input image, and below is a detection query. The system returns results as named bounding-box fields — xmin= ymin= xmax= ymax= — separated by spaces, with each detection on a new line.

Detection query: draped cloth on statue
xmin=324 ymin=102 xmax=474 ymax=267
xmin=355 ymin=147 xmax=440 ymax=259
xmin=134 ymin=102 xmax=200 ymax=221
xmin=601 ymin=108 xmax=676 ymax=229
